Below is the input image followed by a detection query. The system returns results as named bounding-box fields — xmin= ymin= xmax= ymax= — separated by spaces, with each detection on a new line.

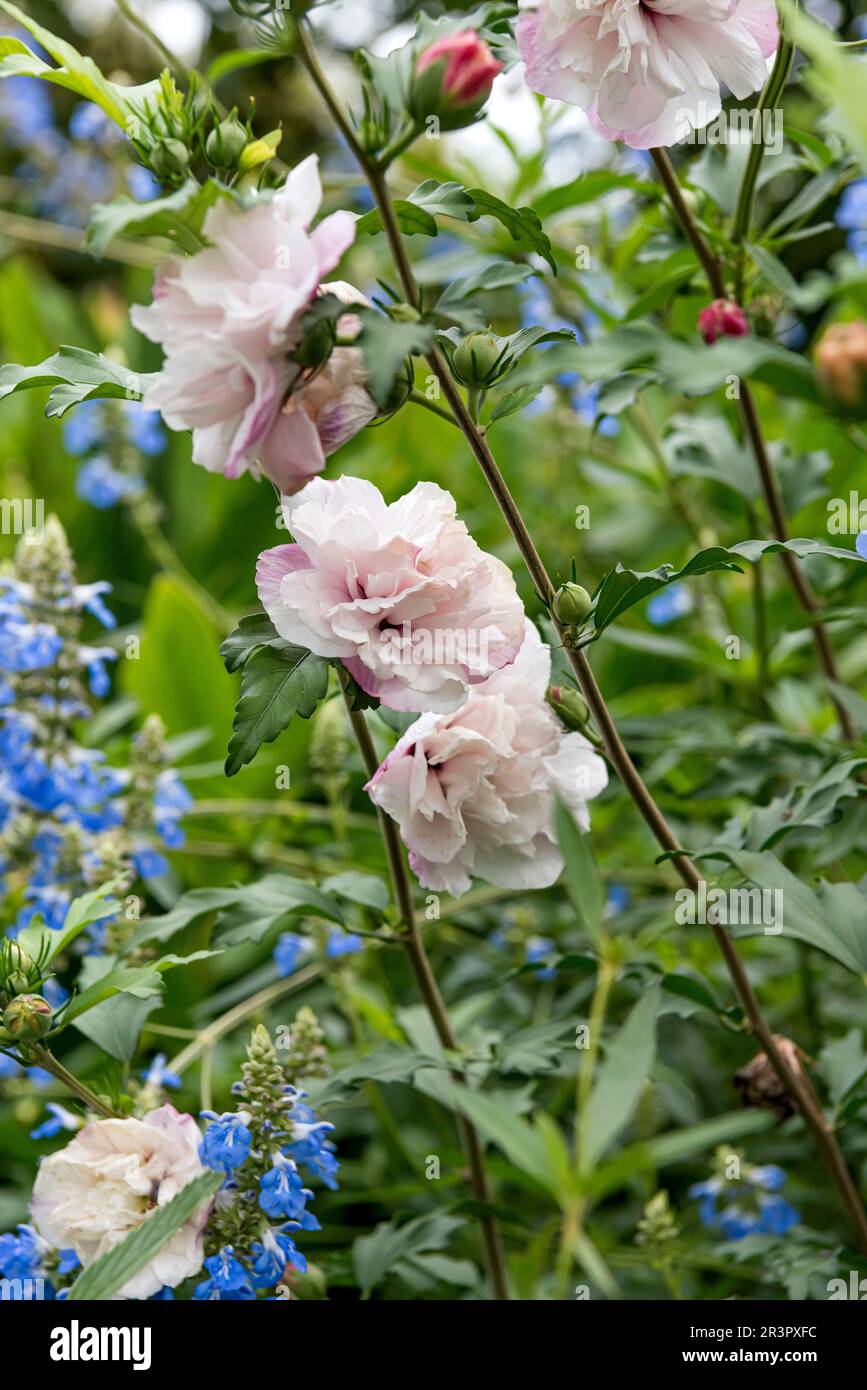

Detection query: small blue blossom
xmin=193 ymin=1247 xmax=256 ymax=1301
xmin=274 ymin=931 xmax=307 ymax=977
xmin=250 ymin=1226 xmax=308 ymax=1287
xmin=647 ymin=583 xmax=694 ymax=626
xmin=30 ymin=1102 xmax=82 ymax=1141
xmin=689 ymin=1162 xmax=799 ymax=1240
xmin=259 ymin=1154 xmax=312 ymax=1221
xmin=525 ymin=935 xmax=557 ymax=980
xmin=837 ymin=179 xmax=867 ymax=263
xmin=325 ymin=929 xmax=364 ymax=959
xmin=142 ymin=1053 xmax=181 ymax=1091
xmin=199 ymin=1111 xmax=254 ymax=1172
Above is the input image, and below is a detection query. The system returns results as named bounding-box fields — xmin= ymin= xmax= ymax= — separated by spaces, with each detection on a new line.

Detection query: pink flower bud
xmin=815 ymin=321 xmax=867 ymax=412
xmin=697 ymin=299 xmax=750 ymax=345
xmin=415 ymin=30 xmax=502 ymax=112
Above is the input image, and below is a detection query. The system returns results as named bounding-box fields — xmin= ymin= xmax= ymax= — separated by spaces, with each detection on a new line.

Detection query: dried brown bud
xmin=734 ymin=1034 xmax=808 ymax=1118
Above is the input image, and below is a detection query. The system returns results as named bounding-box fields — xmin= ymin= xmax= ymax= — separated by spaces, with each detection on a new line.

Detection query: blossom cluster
xmin=0 ymin=66 xmax=158 ymax=226
xmin=689 ymin=1150 xmax=800 ymax=1240
xmin=65 ymin=398 xmax=165 ymax=511
xmin=132 ymin=157 xmax=376 ymax=493
xmin=195 ymin=1025 xmax=336 ymax=1299
xmin=0 ymin=520 xmax=190 ymax=943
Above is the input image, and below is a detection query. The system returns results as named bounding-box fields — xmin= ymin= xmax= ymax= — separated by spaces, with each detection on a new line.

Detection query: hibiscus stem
xmin=30 ymin=1044 xmax=122 ymax=1119
xmin=650 ymin=145 xmax=859 ymax=744
xmin=731 ymin=34 xmax=797 ymax=293
xmin=296 ymin=16 xmax=867 ymax=1258
xmin=342 ymin=696 xmax=511 ymax=1301
xmin=408 ymin=389 xmax=459 ymax=426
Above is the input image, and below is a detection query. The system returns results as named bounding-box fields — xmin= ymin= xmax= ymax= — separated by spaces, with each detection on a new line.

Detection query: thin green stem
xmin=732 ymin=35 xmax=797 ymax=296
xmin=30 ymin=1044 xmax=122 ymax=1118
xmin=114 ymin=0 xmax=192 ymax=83
xmin=168 ymin=965 xmax=322 ymax=1075
xmin=652 ymin=145 xmax=859 ymax=744
xmin=408 ymin=389 xmax=459 ymax=426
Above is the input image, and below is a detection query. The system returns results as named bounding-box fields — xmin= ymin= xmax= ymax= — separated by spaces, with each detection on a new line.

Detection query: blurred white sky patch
xmin=315 ymin=0 xmax=398 ymax=51
xmin=68 ymin=0 xmax=212 ymax=67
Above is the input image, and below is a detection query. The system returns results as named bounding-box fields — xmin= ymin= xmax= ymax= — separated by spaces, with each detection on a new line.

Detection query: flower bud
xmin=1 ymin=940 xmax=37 ymax=996
xmin=552 ymin=582 xmax=592 ymax=628
xmin=546 ymin=684 xmax=590 ymax=731
xmin=450 ymin=331 xmax=505 ymax=388
xmin=697 ymin=299 xmax=750 ymax=345
xmin=148 ymin=137 xmax=191 ymax=180
xmin=815 ymin=321 xmax=867 ymax=414
xmin=205 ymin=116 xmax=249 ymax=170
xmin=3 ymin=994 xmax=52 ymax=1042
xmin=411 ymin=30 xmax=502 ymax=131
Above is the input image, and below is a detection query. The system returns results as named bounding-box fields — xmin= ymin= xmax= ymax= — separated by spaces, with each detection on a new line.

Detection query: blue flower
xmin=193 ymin=1248 xmax=256 ymax=1301
xmin=250 ymin=1226 xmax=308 ymax=1287
xmin=199 ymin=1112 xmax=254 ymax=1172
xmin=30 ymin=1102 xmax=81 ymax=1141
xmin=57 ymin=1249 xmax=80 ymax=1276
xmin=0 ymin=1225 xmax=45 ymax=1280
xmin=525 ymin=935 xmax=557 ymax=980
xmin=127 ymin=165 xmax=162 ymax=202
xmin=689 ymin=1162 xmax=799 ymax=1240
xmin=325 ymin=929 xmax=363 ymax=959
xmin=259 ymin=1154 xmax=311 ymax=1221
xmin=837 ymin=179 xmax=867 ymax=263
xmin=132 ymin=846 xmax=169 ymax=880
xmin=606 ymin=884 xmax=631 ymax=916
xmin=647 ymin=583 xmax=693 ymax=626
xmin=274 ymin=932 xmax=307 ymax=978
xmin=76 ymin=456 xmax=145 ymax=510
xmin=142 ymin=1053 xmax=181 ymax=1091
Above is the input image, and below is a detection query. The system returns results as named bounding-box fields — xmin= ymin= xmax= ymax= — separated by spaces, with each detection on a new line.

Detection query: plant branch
xmin=732 ymin=34 xmax=797 ymax=296
xmin=296 ymin=19 xmax=867 ymax=1257
xmin=651 ymin=146 xmax=859 ymax=744
xmin=30 ymin=1044 xmax=122 ymax=1118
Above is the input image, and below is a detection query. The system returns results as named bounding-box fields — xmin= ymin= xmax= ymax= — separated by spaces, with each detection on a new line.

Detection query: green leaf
xmin=0 ymin=348 xmax=151 ymax=419
xmin=72 ymin=994 xmax=160 ymax=1063
xmin=433 ymin=261 xmax=536 ymax=328
xmin=317 ymin=1045 xmax=443 ymax=1105
xmin=425 ymin=1078 xmax=572 ymax=1201
xmin=820 ymin=1029 xmax=867 ymax=1108
xmin=588 ymin=1110 xmax=775 ymax=1199
xmin=554 ymin=801 xmax=604 ymax=943
xmin=489 ymin=383 xmax=543 ymax=422
xmin=354 ymin=1213 xmax=465 ymax=1296
xmin=322 ymin=871 xmax=390 ymax=912
xmin=746 ymin=242 xmax=799 ymax=298
xmin=66 ymin=1171 xmax=223 ymax=1301
xmin=87 ymin=181 xmax=223 ymax=257
xmin=226 ymin=644 xmax=328 ymax=777
xmin=0 ymin=2 xmax=162 ymax=130
xmin=465 ymin=188 xmax=556 ymax=273
xmin=532 ymin=170 xmax=652 ymax=219
xmin=583 ymin=986 xmax=660 ymax=1168
xmin=698 ymin=848 xmax=867 ymax=978
xmin=61 ymin=953 xmax=214 ymax=1024
xmin=587 ymin=538 xmax=867 ymax=639
xmin=782 ymin=1 xmax=867 ymax=166
xmin=220 ymin=611 xmax=284 ymax=673
xmin=765 ymin=167 xmax=841 ymax=237
xmin=16 ymin=884 xmax=121 ymax=968
xmin=212 ymin=875 xmax=344 ymax=948
xmin=356 ymin=312 xmax=434 ymax=409
xmin=358 ymin=181 xmax=475 ymax=238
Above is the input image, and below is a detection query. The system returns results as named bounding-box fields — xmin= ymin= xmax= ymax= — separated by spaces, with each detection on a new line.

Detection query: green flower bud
xmin=377 ymin=359 xmax=414 ymax=418
xmin=546 ymin=685 xmax=590 ymax=731
xmin=4 ymin=994 xmax=52 ymax=1042
xmin=205 ymin=116 xmax=249 ymax=170
xmin=552 ymin=582 xmax=592 ymax=628
xmin=450 ymin=331 xmax=505 ymax=388
xmin=1 ymin=940 xmax=36 ymax=995
xmin=148 ymin=138 xmax=191 ymax=180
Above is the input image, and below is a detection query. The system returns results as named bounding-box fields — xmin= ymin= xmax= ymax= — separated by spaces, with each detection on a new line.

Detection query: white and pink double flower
xmin=518 ymin=0 xmax=778 ymax=149
xmin=132 ymin=157 xmax=375 ymax=492
xmin=257 ymin=475 xmax=525 ymax=714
